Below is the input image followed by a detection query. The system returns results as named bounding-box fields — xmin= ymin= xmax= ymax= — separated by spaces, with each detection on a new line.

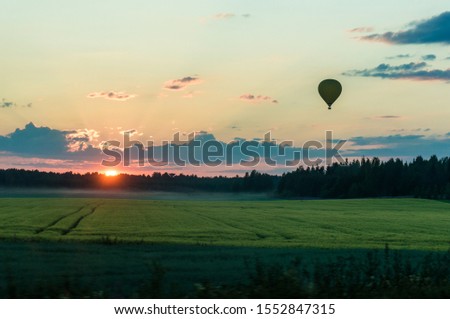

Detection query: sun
xmin=104 ymin=170 xmax=119 ymax=177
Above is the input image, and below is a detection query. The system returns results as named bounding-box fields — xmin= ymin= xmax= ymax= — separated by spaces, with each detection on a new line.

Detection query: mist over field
xmin=0 ymin=188 xmax=272 ymax=201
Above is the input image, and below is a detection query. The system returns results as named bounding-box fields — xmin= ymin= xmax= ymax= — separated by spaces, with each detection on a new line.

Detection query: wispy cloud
xmin=87 ymin=91 xmax=136 ymax=101
xmin=386 ymin=54 xmax=412 ymax=60
xmin=164 ymin=76 xmax=201 ymax=91
xmin=422 ymin=54 xmax=437 ymax=61
xmin=343 ymin=62 xmax=450 ymax=82
xmin=390 ymin=128 xmax=431 ymax=133
xmin=344 ymin=134 xmax=450 ymax=158
xmin=361 ymin=11 xmax=450 ymax=44
xmin=239 ymin=94 xmax=278 ymax=104
xmin=214 ymin=13 xmax=235 ymax=20
xmin=201 ymin=12 xmax=251 ymax=24
xmin=373 ymin=115 xmax=402 ymax=119
xmin=1 ymin=99 xmax=16 ymax=108
xmin=1 ymin=98 xmax=32 ymax=108
xmin=348 ymin=26 xmax=374 ymax=33
xmin=213 ymin=12 xmax=250 ymax=20
xmin=119 ymin=129 xmax=143 ymax=137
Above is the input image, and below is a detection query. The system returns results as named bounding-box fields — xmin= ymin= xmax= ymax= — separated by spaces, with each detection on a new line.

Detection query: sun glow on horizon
xmin=104 ymin=170 xmax=119 ymax=177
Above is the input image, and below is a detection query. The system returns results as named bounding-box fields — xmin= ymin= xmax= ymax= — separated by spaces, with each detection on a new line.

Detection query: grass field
xmin=0 ymin=197 xmax=449 ymax=297
xmin=0 ymin=198 xmax=449 ymax=250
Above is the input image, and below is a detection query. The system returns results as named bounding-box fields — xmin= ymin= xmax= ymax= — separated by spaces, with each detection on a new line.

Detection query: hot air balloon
xmin=318 ymin=79 xmax=342 ymax=110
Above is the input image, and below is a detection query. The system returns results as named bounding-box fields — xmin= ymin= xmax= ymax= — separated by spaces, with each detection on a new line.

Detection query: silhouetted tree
xmin=278 ymin=156 xmax=450 ymax=199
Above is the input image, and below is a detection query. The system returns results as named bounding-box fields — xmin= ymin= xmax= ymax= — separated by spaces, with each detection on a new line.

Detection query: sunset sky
xmin=1 ymin=1 xmax=449 ymax=175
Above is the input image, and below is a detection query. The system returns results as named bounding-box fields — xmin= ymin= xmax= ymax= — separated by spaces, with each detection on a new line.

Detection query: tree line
xmin=0 ymin=155 xmax=449 ymax=199
xmin=0 ymin=168 xmax=277 ymax=193
xmin=278 ymin=155 xmax=450 ymax=199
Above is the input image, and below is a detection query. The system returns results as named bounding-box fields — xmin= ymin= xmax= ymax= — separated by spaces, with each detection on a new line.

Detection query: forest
xmin=0 ymin=155 xmax=449 ymax=199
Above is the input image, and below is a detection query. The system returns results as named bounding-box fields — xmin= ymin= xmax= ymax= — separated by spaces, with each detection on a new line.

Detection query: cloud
xmin=87 ymin=91 xmax=136 ymax=101
xmin=214 ymin=13 xmax=235 ymax=20
xmin=348 ymin=27 xmax=374 ymax=33
xmin=361 ymin=11 xmax=450 ymax=44
xmin=164 ymin=76 xmax=201 ymax=91
xmin=422 ymin=54 xmax=436 ymax=61
xmin=386 ymin=54 xmax=412 ymax=60
xmin=120 ymin=129 xmax=142 ymax=137
xmin=239 ymin=94 xmax=278 ymax=104
xmin=0 ymin=122 xmax=102 ymax=160
xmin=1 ymin=99 xmax=16 ymax=108
xmin=1 ymin=124 xmax=449 ymax=174
xmin=349 ymin=135 xmax=423 ymax=146
xmin=212 ymin=13 xmax=250 ymax=20
xmin=373 ymin=115 xmax=402 ymax=119
xmin=343 ymin=62 xmax=450 ymax=81
xmin=166 ymin=132 xmax=450 ymax=166
xmin=0 ymin=155 xmax=103 ymax=172
xmin=390 ymin=128 xmax=431 ymax=133
xmin=0 ymin=123 xmax=69 ymax=156
xmin=344 ymin=134 xmax=450 ymax=158
xmin=201 ymin=13 xmax=251 ymax=24
xmin=1 ymin=98 xmax=32 ymax=108
xmin=66 ymin=129 xmax=100 ymax=152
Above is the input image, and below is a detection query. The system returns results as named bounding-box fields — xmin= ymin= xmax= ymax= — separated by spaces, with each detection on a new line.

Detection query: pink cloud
xmin=87 ymin=91 xmax=136 ymax=101
xmin=239 ymin=94 xmax=278 ymax=104
xmin=348 ymin=27 xmax=374 ymax=33
xmin=164 ymin=76 xmax=201 ymax=91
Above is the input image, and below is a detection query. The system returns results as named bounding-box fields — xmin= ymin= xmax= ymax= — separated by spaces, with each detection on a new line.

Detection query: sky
xmin=0 ymin=0 xmax=449 ymax=175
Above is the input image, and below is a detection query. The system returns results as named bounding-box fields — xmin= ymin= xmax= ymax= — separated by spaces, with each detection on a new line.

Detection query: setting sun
xmin=104 ymin=170 xmax=119 ymax=177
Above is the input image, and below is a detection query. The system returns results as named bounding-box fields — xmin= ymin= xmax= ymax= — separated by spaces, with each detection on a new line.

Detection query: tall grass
xmin=2 ymin=246 xmax=448 ymax=298
xmin=192 ymin=246 xmax=450 ymax=298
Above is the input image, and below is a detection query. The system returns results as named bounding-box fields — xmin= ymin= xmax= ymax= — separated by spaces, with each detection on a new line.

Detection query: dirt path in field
xmin=34 ymin=205 xmax=88 ymax=234
xmin=61 ymin=203 xmax=103 ymax=235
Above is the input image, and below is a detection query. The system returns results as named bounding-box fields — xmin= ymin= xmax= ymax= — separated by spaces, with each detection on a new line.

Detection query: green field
xmin=0 ymin=197 xmax=449 ymax=298
xmin=0 ymin=198 xmax=449 ymax=250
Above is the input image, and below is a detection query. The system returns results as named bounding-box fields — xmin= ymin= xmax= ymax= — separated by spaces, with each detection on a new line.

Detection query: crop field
xmin=0 ymin=198 xmax=449 ymax=250
xmin=0 ymin=197 xmax=449 ymax=298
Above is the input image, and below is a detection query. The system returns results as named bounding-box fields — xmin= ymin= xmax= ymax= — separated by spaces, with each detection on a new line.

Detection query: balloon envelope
xmin=318 ymin=79 xmax=342 ymax=109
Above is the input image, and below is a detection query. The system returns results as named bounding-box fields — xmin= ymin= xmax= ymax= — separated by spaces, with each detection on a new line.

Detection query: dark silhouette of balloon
xmin=318 ymin=79 xmax=342 ymax=109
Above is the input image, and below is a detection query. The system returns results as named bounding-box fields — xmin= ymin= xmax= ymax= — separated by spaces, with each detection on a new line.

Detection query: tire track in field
xmin=61 ymin=203 xmax=103 ymax=235
xmin=189 ymin=210 xmax=254 ymax=235
xmin=34 ymin=205 xmax=88 ymax=234
xmin=194 ymin=209 xmax=295 ymax=241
